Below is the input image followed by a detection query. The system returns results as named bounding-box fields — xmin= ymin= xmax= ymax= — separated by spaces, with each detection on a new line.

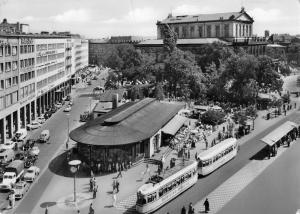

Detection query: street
xmin=1 ymin=70 xmax=108 ymax=213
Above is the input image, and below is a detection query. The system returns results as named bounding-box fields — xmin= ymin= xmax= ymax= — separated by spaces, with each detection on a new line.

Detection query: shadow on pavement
xmin=249 ymin=146 xmax=269 ymax=160
xmin=40 ymin=201 xmax=57 ymax=208
xmin=48 ymin=151 xmax=90 ymax=178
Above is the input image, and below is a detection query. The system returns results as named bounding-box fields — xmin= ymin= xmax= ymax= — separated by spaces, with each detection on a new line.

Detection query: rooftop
xmin=136 ymin=38 xmax=229 ymax=46
xmin=158 ymin=8 xmax=253 ymax=24
xmin=97 ymin=89 xmax=127 ymax=102
xmin=70 ymin=98 xmax=184 ymax=146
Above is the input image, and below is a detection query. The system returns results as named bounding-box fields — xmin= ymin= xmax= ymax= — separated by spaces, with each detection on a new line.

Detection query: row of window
xmin=36 ymin=43 xmax=65 ymax=52
xmin=20 ymin=83 xmax=35 ymax=99
xmin=0 ymin=76 xmax=19 ymax=90
xmin=0 ymin=91 xmax=18 ymax=110
xmin=48 ymin=52 xmax=64 ymax=61
xmin=20 ymin=58 xmax=35 ymax=68
xmin=37 ymin=70 xmax=65 ymax=90
xmin=20 ymin=71 xmax=35 ymax=83
xmin=48 ymin=62 xmax=64 ymax=72
xmin=20 ymin=45 xmax=35 ymax=54
xmin=0 ymin=61 xmax=18 ymax=73
xmin=137 ymin=169 xmax=197 ymax=205
xmin=0 ymin=46 xmax=18 ymax=57
xmin=199 ymin=145 xmax=236 ymax=167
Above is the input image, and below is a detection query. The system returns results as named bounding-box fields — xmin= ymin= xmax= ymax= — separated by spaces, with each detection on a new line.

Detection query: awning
xmin=261 ymin=121 xmax=298 ymax=146
xmin=161 ymin=115 xmax=188 ymax=135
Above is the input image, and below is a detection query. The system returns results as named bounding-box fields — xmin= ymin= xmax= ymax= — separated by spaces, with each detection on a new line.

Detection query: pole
xmin=73 ymin=172 xmax=76 ymax=202
xmin=89 ymin=98 xmax=91 ymax=113
xmin=67 ymin=117 xmax=70 ymax=143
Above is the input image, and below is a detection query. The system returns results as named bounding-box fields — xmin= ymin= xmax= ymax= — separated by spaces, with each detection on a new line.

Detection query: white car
xmin=54 ymin=102 xmax=63 ymax=108
xmin=0 ymin=140 xmax=17 ymax=150
xmin=26 ymin=121 xmax=41 ymax=130
xmin=24 ymin=166 xmax=40 ymax=182
xmin=13 ymin=181 xmax=30 ymax=199
xmin=63 ymin=105 xmax=72 ymax=112
xmin=36 ymin=115 xmax=46 ymax=124
xmin=30 ymin=146 xmax=40 ymax=156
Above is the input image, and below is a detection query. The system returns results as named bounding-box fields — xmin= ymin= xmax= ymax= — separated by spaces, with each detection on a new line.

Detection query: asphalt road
xmin=156 ymin=112 xmax=299 ymax=214
xmin=217 ymin=133 xmax=300 ymax=214
xmin=1 ymin=70 xmax=108 ymax=214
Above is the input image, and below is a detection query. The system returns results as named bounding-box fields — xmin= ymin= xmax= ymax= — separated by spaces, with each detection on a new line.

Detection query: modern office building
xmin=0 ymin=29 xmax=89 ymax=144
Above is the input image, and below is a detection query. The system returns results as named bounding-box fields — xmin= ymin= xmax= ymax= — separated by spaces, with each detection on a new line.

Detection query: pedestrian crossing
xmin=193 ymin=140 xmax=295 ymax=214
xmin=115 ymin=194 xmax=137 ymax=213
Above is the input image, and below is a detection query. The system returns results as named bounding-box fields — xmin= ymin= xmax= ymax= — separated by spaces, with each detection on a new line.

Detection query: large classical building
xmin=0 ymin=27 xmax=89 ymax=144
xmin=136 ymin=8 xmax=267 ymax=56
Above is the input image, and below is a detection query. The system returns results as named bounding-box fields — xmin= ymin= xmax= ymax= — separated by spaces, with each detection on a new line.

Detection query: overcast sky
xmin=0 ymin=0 xmax=299 ymax=38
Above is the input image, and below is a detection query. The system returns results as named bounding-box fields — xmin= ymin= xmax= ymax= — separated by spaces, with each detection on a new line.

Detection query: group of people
xmin=180 ymin=199 xmax=210 ymax=214
xmin=89 ymin=176 xmax=98 ymax=199
xmin=90 ymin=160 xmax=131 ymax=174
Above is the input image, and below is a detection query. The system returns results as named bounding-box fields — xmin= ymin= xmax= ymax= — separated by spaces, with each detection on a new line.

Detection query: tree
xmin=162 ymin=24 xmax=177 ymax=53
xmin=200 ymin=110 xmax=226 ymax=126
xmin=154 ymin=82 xmax=164 ymax=101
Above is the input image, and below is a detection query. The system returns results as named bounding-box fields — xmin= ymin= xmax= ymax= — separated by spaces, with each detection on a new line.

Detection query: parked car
xmin=30 ymin=146 xmax=40 ymax=157
xmin=54 ymin=102 xmax=63 ymax=108
xmin=68 ymin=100 xmax=74 ymax=106
xmin=23 ymin=139 xmax=36 ymax=151
xmin=24 ymin=166 xmax=40 ymax=182
xmin=0 ymin=149 xmax=15 ymax=165
xmin=12 ymin=129 xmax=28 ymax=141
xmin=26 ymin=121 xmax=41 ymax=130
xmin=24 ymin=155 xmax=37 ymax=168
xmin=15 ymin=153 xmax=25 ymax=161
xmin=0 ymin=140 xmax=17 ymax=150
xmin=50 ymin=106 xmax=57 ymax=114
xmin=44 ymin=111 xmax=52 ymax=119
xmin=13 ymin=181 xmax=30 ymax=199
xmin=65 ymin=95 xmax=71 ymax=101
xmin=36 ymin=115 xmax=46 ymax=124
xmin=63 ymin=105 xmax=72 ymax=112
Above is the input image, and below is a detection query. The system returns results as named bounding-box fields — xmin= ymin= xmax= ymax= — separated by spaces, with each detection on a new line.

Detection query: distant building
xmin=89 ymin=36 xmax=147 ymax=66
xmin=265 ymin=30 xmax=270 ymax=38
xmin=0 ymin=19 xmax=29 ymax=34
xmin=268 ymin=34 xmax=292 ymax=46
xmin=136 ymin=8 xmax=267 ymax=56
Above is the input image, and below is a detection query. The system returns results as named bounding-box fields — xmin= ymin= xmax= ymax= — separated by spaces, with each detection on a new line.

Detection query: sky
xmin=0 ymin=0 xmax=299 ymax=38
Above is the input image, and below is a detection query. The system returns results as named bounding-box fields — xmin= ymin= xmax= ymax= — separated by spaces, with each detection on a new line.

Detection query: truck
xmin=0 ymin=160 xmax=24 ymax=190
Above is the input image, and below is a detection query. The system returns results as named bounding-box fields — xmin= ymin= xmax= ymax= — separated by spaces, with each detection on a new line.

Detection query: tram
xmin=198 ymin=138 xmax=238 ymax=176
xmin=136 ymin=161 xmax=198 ymax=214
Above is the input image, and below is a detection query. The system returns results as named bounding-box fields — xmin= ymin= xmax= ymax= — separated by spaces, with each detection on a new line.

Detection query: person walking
xmin=45 ymin=206 xmax=48 ymax=214
xmin=116 ymin=180 xmax=120 ymax=193
xmin=181 ymin=205 xmax=187 ymax=214
xmin=89 ymin=178 xmax=93 ymax=192
xmin=188 ymin=202 xmax=195 ymax=214
xmin=93 ymin=186 xmax=97 ymax=199
xmin=112 ymin=179 xmax=116 ymax=192
xmin=89 ymin=203 xmax=94 ymax=214
xmin=204 ymin=198 xmax=210 ymax=213
xmin=66 ymin=142 xmax=68 ymax=150
xmin=116 ymin=168 xmax=122 ymax=178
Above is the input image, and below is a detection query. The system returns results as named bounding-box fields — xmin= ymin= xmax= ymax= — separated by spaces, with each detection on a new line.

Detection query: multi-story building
xmin=136 ymin=8 xmax=267 ymax=56
xmin=0 ymin=18 xmax=29 ymax=34
xmin=71 ymin=35 xmax=89 ymax=82
xmin=0 ymin=33 xmax=76 ymax=144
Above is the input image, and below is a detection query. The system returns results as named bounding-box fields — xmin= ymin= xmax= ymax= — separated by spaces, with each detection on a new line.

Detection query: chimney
xmin=112 ymin=93 xmax=119 ymax=109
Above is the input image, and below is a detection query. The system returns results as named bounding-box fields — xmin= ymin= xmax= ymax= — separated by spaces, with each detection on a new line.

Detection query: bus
xmin=198 ymin=138 xmax=238 ymax=176
xmin=136 ymin=161 xmax=198 ymax=214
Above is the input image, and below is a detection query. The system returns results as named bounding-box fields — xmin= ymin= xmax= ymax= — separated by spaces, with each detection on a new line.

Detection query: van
xmin=39 ymin=130 xmax=50 ymax=143
xmin=0 ymin=149 xmax=15 ymax=165
xmin=13 ymin=129 xmax=28 ymax=141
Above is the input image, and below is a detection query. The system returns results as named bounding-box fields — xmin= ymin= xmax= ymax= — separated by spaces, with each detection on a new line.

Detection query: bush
xmin=200 ymin=110 xmax=226 ymax=126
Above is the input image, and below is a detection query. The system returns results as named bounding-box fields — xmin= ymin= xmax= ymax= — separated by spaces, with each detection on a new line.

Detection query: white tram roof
xmin=137 ymin=161 xmax=197 ymax=195
xmin=261 ymin=121 xmax=298 ymax=146
xmin=198 ymin=138 xmax=237 ymax=161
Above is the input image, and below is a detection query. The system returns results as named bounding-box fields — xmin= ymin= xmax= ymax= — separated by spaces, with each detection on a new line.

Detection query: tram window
xmin=137 ymin=195 xmax=147 ymax=205
xmin=147 ymin=193 xmax=157 ymax=203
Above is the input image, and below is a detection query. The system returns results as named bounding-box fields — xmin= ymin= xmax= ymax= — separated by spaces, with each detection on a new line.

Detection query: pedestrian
xmin=45 ymin=206 xmax=48 ymax=214
xmin=295 ymin=103 xmax=297 ymax=109
xmin=116 ymin=180 xmax=120 ymax=193
xmin=66 ymin=142 xmax=68 ymax=150
xmin=188 ymin=202 xmax=195 ymax=214
xmin=89 ymin=203 xmax=94 ymax=214
xmin=181 ymin=205 xmax=187 ymax=214
xmin=93 ymin=186 xmax=97 ymax=199
xmin=112 ymin=190 xmax=117 ymax=207
xmin=188 ymin=149 xmax=190 ymax=159
xmin=77 ymin=209 xmax=80 ymax=214
xmin=195 ymin=152 xmax=198 ymax=160
xmin=204 ymin=198 xmax=210 ymax=213
xmin=284 ymin=109 xmax=287 ymax=116
xmin=112 ymin=179 xmax=116 ymax=191
xmin=116 ymin=168 xmax=122 ymax=178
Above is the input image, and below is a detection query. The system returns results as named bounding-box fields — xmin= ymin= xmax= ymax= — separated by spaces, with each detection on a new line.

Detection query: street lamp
xmin=68 ymin=159 xmax=81 ymax=202
xmin=66 ymin=113 xmax=70 ymax=144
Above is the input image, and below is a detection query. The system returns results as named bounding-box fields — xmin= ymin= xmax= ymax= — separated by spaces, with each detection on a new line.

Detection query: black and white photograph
xmin=0 ymin=0 xmax=300 ymax=213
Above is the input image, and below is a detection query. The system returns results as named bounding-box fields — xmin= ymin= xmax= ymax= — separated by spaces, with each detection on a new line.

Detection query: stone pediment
xmin=235 ymin=12 xmax=254 ymax=22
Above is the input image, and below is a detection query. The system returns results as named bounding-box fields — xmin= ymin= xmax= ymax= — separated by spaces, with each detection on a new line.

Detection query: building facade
xmin=137 ymin=8 xmax=267 ymax=56
xmin=0 ymin=31 xmax=89 ymax=144
xmin=0 ymin=19 xmax=29 ymax=34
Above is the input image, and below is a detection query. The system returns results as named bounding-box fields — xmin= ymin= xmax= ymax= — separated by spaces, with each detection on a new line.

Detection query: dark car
xmin=24 ymin=155 xmax=37 ymax=168
xmin=50 ymin=106 xmax=57 ymax=114
xmin=44 ymin=111 xmax=52 ymax=119
xmin=23 ymin=139 xmax=36 ymax=151
xmin=15 ymin=152 xmax=25 ymax=160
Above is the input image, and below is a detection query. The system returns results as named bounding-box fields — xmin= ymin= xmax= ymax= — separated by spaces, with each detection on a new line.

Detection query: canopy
xmin=161 ymin=115 xmax=188 ymax=135
xmin=261 ymin=121 xmax=298 ymax=146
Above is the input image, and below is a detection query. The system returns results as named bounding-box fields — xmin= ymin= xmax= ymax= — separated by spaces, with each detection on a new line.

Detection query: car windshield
xmin=4 ymin=142 xmax=11 ymax=145
xmin=15 ymin=185 xmax=23 ymax=189
xmin=4 ymin=175 xmax=13 ymax=179
xmin=27 ymin=170 xmax=34 ymax=173
xmin=32 ymin=122 xmax=38 ymax=125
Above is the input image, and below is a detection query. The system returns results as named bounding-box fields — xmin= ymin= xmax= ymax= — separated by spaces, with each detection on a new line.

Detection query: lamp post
xmin=66 ymin=113 xmax=70 ymax=144
xmin=68 ymin=160 xmax=81 ymax=202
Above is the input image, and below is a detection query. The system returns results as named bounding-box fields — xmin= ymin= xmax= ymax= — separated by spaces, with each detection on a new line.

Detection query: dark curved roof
xmin=70 ymin=98 xmax=184 ymax=146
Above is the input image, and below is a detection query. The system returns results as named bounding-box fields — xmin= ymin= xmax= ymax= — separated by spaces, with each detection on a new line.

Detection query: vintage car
xmin=24 ymin=166 xmax=40 ymax=182
xmin=13 ymin=181 xmax=30 ymax=199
